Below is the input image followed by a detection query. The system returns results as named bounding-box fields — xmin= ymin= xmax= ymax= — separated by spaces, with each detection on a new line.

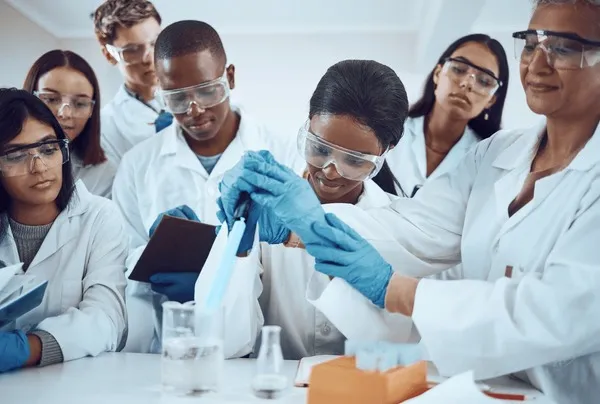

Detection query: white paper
xmin=294 ymin=355 xmax=340 ymax=386
xmin=405 ymin=371 xmax=500 ymax=404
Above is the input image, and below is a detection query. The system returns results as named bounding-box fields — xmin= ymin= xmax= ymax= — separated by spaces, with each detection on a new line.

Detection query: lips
xmin=450 ymin=93 xmax=471 ymax=105
xmin=527 ymin=82 xmax=559 ymax=92
xmin=31 ymin=179 xmax=54 ymax=190
xmin=314 ymin=176 xmax=343 ymax=191
xmin=187 ymin=117 xmax=214 ymax=131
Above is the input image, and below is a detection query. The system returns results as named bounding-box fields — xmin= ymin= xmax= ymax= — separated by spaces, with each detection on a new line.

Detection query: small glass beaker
xmin=252 ymin=325 xmax=289 ymax=399
xmin=161 ymin=301 xmax=224 ymax=395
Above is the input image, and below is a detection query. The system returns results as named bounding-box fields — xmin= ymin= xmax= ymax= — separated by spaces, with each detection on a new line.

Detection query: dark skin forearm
xmin=24 ymin=334 xmax=42 ymax=367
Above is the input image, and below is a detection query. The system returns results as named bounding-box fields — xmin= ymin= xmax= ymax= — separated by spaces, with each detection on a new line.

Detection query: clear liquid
xmin=161 ymin=336 xmax=224 ymax=395
xmin=252 ymin=374 xmax=288 ymax=399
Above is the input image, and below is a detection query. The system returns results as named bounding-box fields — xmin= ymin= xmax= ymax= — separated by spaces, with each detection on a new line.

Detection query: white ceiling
xmin=4 ymin=0 xmax=533 ymax=38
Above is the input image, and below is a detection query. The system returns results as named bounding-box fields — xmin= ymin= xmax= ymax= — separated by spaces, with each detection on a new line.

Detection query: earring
xmin=484 ymin=110 xmax=489 ymax=121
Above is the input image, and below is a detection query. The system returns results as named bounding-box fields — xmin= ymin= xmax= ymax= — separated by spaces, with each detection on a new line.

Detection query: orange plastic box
xmin=307 ymin=356 xmax=429 ymax=404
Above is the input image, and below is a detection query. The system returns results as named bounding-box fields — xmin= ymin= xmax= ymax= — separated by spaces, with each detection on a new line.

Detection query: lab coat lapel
xmin=26 ymin=183 xmax=89 ymax=272
xmin=0 ymin=217 xmax=20 ymax=265
xmin=410 ymin=118 xmax=428 ymax=182
xmin=167 ymin=126 xmax=209 ymax=178
xmin=429 ymin=128 xmax=478 ymax=181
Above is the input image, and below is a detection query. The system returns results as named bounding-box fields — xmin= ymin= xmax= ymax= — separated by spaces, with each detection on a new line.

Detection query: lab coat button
xmin=321 ymin=325 xmax=331 ymax=336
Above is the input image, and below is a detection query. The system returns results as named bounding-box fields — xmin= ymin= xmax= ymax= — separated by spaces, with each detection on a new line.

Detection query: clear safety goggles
xmin=442 ymin=58 xmax=502 ymax=96
xmin=0 ymin=139 xmax=69 ymax=177
xmin=158 ymin=73 xmax=230 ymax=114
xmin=34 ymin=91 xmax=95 ymax=119
xmin=105 ymin=38 xmax=156 ymax=65
xmin=297 ymin=121 xmax=388 ymax=181
xmin=513 ymin=30 xmax=600 ymax=70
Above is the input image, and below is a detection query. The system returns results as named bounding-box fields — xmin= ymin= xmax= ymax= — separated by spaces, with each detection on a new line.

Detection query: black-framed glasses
xmin=0 ymin=139 xmax=69 ymax=177
xmin=513 ymin=29 xmax=600 ymax=70
xmin=442 ymin=58 xmax=502 ymax=96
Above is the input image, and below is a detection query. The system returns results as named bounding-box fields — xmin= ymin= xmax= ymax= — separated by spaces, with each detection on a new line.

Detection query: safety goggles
xmin=0 ymin=139 xmax=69 ymax=177
xmin=105 ymin=38 xmax=157 ymax=65
xmin=34 ymin=91 xmax=95 ymax=119
xmin=513 ymin=30 xmax=600 ymax=70
xmin=442 ymin=58 xmax=502 ymax=96
xmin=158 ymin=73 xmax=230 ymax=114
xmin=297 ymin=121 xmax=388 ymax=181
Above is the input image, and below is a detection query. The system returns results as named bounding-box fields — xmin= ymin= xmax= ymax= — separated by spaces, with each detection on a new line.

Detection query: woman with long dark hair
xmin=373 ymin=33 xmax=509 ymax=197
xmin=24 ymin=50 xmax=116 ymax=198
xmin=0 ymin=89 xmax=127 ymax=372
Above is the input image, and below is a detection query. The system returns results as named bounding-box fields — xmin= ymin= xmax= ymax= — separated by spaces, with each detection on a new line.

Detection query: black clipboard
xmin=128 ymin=216 xmax=217 ymax=283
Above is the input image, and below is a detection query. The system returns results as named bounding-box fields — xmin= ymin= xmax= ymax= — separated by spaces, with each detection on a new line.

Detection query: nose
xmin=29 ymin=155 xmax=48 ymax=174
xmin=459 ymin=74 xmax=475 ymax=91
xmin=57 ymin=103 xmax=72 ymax=119
xmin=321 ymin=161 xmax=342 ymax=180
xmin=528 ymin=46 xmax=553 ymax=74
xmin=143 ymin=44 xmax=154 ymax=64
xmin=187 ymin=101 xmax=206 ymax=117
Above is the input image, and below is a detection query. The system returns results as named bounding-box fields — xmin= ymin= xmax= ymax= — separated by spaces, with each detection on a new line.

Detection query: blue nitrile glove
xmin=154 ymin=111 xmax=173 ymax=133
xmin=149 ymin=273 xmax=198 ymax=303
xmin=304 ymin=213 xmax=394 ymax=308
xmin=231 ymin=151 xmax=326 ymax=246
xmin=149 ymin=205 xmax=200 ymax=237
xmin=0 ymin=330 xmax=30 ymax=373
xmin=217 ymin=151 xmax=290 ymax=254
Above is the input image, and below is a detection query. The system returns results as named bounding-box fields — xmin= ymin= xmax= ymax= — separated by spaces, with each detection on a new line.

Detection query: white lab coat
xmin=71 ymin=153 xmax=117 ymax=198
xmin=386 ymin=115 xmax=479 ymax=281
xmin=199 ymin=179 xmax=413 ymax=360
xmin=112 ymin=106 xmax=302 ymax=354
xmin=101 ymin=85 xmax=168 ymax=166
xmin=386 ymin=115 xmax=479 ymax=197
xmin=0 ymin=181 xmax=128 ymax=361
xmin=320 ymin=121 xmax=600 ymax=404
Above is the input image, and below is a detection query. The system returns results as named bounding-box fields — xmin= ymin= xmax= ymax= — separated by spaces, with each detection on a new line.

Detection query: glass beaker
xmin=161 ymin=301 xmax=224 ymax=395
xmin=252 ymin=325 xmax=289 ymax=399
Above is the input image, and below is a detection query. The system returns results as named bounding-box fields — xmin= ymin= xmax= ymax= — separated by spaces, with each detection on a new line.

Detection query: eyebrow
xmin=452 ymin=56 xmax=498 ymax=78
xmin=40 ymin=88 xmax=93 ymax=99
xmin=5 ymin=134 xmax=59 ymax=149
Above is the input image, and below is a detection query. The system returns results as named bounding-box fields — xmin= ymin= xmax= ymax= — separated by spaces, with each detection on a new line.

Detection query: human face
xmin=519 ymin=3 xmax=600 ymax=119
xmin=104 ymin=17 xmax=161 ymax=90
xmin=0 ymin=119 xmax=64 ymax=209
xmin=305 ymin=115 xmax=383 ymax=204
xmin=36 ymin=67 xmax=94 ymax=141
xmin=156 ymin=49 xmax=235 ymax=141
xmin=433 ymin=41 xmax=500 ymax=120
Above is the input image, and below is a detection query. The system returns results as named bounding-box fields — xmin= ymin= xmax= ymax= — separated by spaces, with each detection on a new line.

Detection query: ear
xmin=226 ymin=64 xmax=236 ymax=90
xmin=102 ymin=46 xmax=118 ymax=66
xmin=486 ymin=94 xmax=497 ymax=109
xmin=432 ymin=64 xmax=443 ymax=86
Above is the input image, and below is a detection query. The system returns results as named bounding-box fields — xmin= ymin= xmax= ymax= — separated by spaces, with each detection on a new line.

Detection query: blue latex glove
xmin=304 ymin=213 xmax=394 ymax=308
xmin=154 ymin=111 xmax=174 ymax=133
xmin=0 ymin=330 xmax=30 ymax=373
xmin=217 ymin=151 xmax=290 ymax=254
xmin=149 ymin=205 xmax=200 ymax=237
xmin=227 ymin=150 xmax=326 ymax=246
xmin=149 ymin=273 xmax=198 ymax=303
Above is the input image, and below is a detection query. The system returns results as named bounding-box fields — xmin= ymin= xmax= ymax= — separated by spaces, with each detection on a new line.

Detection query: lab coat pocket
xmin=60 ymin=279 xmax=83 ymax=313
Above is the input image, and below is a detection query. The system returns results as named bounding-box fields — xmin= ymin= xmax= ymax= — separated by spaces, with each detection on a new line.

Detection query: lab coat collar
xmin=113 ymin=85 xmax=132 ymax=107
xmin=1 ymin=181 xmax=92 ymax=271
xmin=492 ymin=121 xmax=600 ymax=172
xmin=357 ymin=180 xmax=395 ymax=209
xmin=158 ymin=105 xmax=255 ymax=178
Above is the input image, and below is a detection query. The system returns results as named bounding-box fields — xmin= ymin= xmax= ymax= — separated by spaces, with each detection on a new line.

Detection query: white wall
xmin=0 ymin=1 xmax=59 ymax=87
xmin=60 ymin=31 xmax=425 ymax=139
xmin=1 ymin=1 xmax=539 ymax=138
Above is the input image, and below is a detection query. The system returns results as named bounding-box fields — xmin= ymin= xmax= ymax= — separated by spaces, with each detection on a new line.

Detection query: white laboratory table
xmin=0 ymin=353 xmax=553 ymax=404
